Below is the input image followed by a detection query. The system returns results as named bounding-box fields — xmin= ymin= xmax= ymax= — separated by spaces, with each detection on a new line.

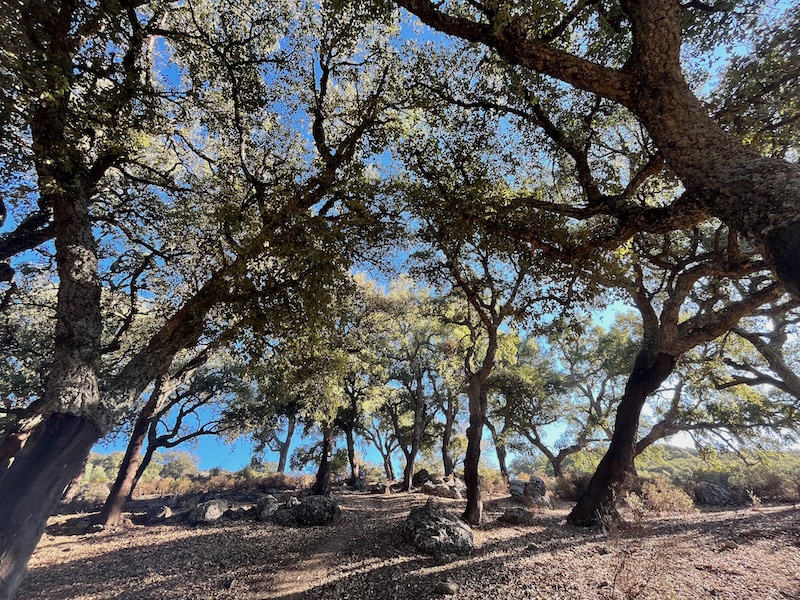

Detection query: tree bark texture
xmin=344 ymin=427 xmax=360 ymax=485
xmin=94 ymin=413 xmax=152 ymax=527
xmin=567 ymin=351 xmax=676 ymax=525
xmin=276 ymin=416 xmax=296 ymax=474
xmin=394 ymin=0 xmax=800 ymax=298
xmin=462 ymin=380 xmax=488 ymax=525
xmin=312 ymin=425 xmax=334 ymax=495
xmin=441 ymin=398 xmax=456 ymax=476
xmin=485 ymin=419 xmax=508 ymax=483
xmin=0 ymin=414 xmax=100 ymax=600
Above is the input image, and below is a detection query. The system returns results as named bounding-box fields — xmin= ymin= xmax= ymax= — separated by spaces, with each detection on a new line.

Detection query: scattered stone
xmin=421 ymin=480 xmax=463 ymax=500
xmin=274 ymin=495 xmax=341 ymax=527
xmin=434 ymin=579 xmax=459 ymax=595
xmin=256 ymin=495 xmax=280 ymax=521
xmin=720 ymin=540 xmax=739 ymax=550
xmin=188 ymin=499 xmax=229 ymax=524
xmin=121 ymin=517 xmax=134 ymax=528
xmin=694 ymin=481 xmax=733 ymax=506
xmin=510 ymin=475 xmax=553 ymax=509
xmin=369 ymin=482 xmax=390 ymax=494
xmin=225 ymin=507 xmax=250 ymax=520
xmin=412 ymin=469 xmax=432 ymax=488
xmin=525 ymin=475 xmax=547 ymax=498
xmin=499 ymin=507 xmax=538 ymax=526
xmin=155 ymin=506 xmax=173 ymax=520
xmin=402 ymin=499 xmax=474 ymax=559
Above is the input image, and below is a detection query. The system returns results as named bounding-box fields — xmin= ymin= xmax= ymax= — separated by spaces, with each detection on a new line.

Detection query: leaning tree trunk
xmin=485 ymin=419 xmax=508 ymax=483
xmin=0 ymin=414 xmax=100 ymax=599
xmin=276 ymin=416 xmax=296 ymax=474
xmin=462 ymin=383 xmax=488 ymax=525
xmin=94 ymin=413 xmax=153 ymax=527
xmin=311 ymin=425 xmax=334 ymax=495
xmin=567 ymin=351 xmax=676 ymax=526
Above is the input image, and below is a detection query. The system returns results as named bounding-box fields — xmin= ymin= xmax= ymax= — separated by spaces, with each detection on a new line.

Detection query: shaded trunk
xmin=276 ymin=416 xmax=295 ymax=474
xmin=567 ymin=351 xmax=676 ymax=526
xmin=441 ymin=398 xmax=456 ymax=476
xmin=462 ymin=381 xmax=487 ymax=525
xmin=0 ymin=414 xmax=100 ymax=600
xmin=94 ymin=413 xmax=151 ymax=527
xmin=485 ymin=418 xmax=508 ymax=483
xmin=344 ymin=426 xmax=360 ymax=485
xmin=462 ymin=403 xmax=484 ymax=525
xmin=401 ymin=439 xmax=419 ymax=492
xmin=130 ymin=419 xmax=160 ymax=496
xmin=383 ymin=453 xmax=395 ymax=481
xmin=311 ymin=425 xmax=333 ymax=495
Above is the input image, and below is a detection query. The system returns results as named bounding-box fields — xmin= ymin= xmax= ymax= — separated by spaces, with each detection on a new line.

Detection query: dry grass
xmin=18 ymin=492 xmax=800 ymax=600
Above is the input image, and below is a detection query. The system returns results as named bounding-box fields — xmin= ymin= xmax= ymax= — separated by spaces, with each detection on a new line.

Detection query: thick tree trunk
xmin=462 ymin=404 xmax=484 ymax=525
xmin=344 ymin=427 xmax=360 ymax=485
xmin=94 ymin=414 xmax=152 ymax=527
xmin=462 ymin=378 xmax=488 ymax=525
xmin=0 ymin=414 xmax=100 ymax=600
xmin=567 ymin=351 xmax=676 ymax=526
xmin=311 ymin=425 xmax=333 ymax=495
xmin=401 ymin=440 xmax=419 ymax=491
xmin=395 ymin=0 xmax=800 ymax=299
xmin=276 ymin=416 xmax=295 ymax=474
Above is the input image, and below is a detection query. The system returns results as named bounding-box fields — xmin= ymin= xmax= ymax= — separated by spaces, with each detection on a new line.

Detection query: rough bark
xmin=462 ymin=386 xmax=485 ymax=525
xmin=394 ymin=0 xmax=800 ymax=298
xmin=567 ymin=351 xmax=676 ymax=525
xmin=344 ymin=426 xmax=360 ymax=485
xmin=94 ymin=413 xmax=152 ymax=527
xmin=0 ymin=414 xmax=100 ymax=600
xmin=484 ymin=418 xmax=508 ymax=482
xmin=440 ymin=395 xmax=457 ymax=476
xmin=311 ymin=425 xmax=334 ymax=496
xmin=276 ymin=416 xmax=296 ymax=474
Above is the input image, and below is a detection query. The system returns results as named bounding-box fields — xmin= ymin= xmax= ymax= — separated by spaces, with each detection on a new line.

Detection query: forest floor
xmin=18 ymin=490 xmax=800 ymax=600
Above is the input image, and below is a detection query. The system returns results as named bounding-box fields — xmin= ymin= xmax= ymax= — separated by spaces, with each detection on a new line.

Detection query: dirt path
xmin=18 ymin=492 xmax=800 ymax=600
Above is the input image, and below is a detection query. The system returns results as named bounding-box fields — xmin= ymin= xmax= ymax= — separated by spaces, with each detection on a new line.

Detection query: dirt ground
xmin=17 ymin=491 xmax=800 ymax=600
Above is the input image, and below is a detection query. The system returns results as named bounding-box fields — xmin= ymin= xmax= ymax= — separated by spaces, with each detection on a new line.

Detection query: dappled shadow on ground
xmin=19 ymin=492 xmax=800 ymax=600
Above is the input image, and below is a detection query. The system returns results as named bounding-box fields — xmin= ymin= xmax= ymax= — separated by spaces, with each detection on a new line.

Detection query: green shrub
xmin=639 ymin=475 xmax=696 ymax=514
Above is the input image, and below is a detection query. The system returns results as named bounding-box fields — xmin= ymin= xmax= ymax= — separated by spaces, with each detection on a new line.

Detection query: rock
xmin=402 ymin=499 xmax=474 ymax=559
xmin=153 ymin=505 xmax=173 ymax=520
xmin=274 ymin=495 xmax=341 ymax=527
xmin=434 ymin=579 xmax=459 ymax=595
xmin=412 ymin=469 xmax=432 ymax=488
xmin=369 ymin=482 xmax=389 ymax=494
xmin=421 ymin=480 xmax=462 ymax=500
xmin=285 ymin=496 xmax=301 ymax=508
xmin=188 ymin=499 xmax=229 ymax=524
xmin=121 ymin=517 xmax=134 ymax=528
xmin=499 ymin=507 xmax=538 ymax=526
xmin=694 ymin=481 xmax=733 ymax=506
xmin=226 ymin=507 xmax=250 ymax=520
xmin=525 ymin=475 xmax=547 ymax=498
xmin=430 ymin=474 xmax=445 ymax=485
xmin=510 ymin=475 xmax=552 ymax=509
xmin=256 ymin=495 xmax=280 ymax=521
